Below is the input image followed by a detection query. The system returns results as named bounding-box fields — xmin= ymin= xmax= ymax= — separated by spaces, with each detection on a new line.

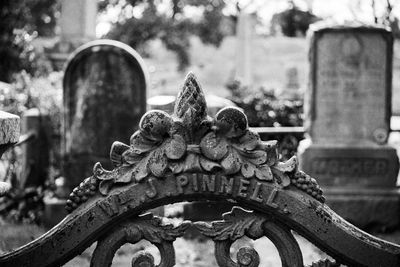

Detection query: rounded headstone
xmin=63 ymin=39 xmax=148 ymax=188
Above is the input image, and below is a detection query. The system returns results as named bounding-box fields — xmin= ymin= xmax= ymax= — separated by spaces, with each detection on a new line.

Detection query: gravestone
xmin=235 ymin=12 xmax=255 ymax=87
xmin=47 ymin=0 xmax=97 ymax=70
xmin=285 ymin=66 xmax=299 ymax=89
xmin=63 ymin=40 xmax=148 ymax=190
xmin=0 ymin=111 xmax=20 ymax=196
xmin=280 ymin=66 xmax=301 ymax=99
xmin=299 ymin=25 xmax=400 ymax=229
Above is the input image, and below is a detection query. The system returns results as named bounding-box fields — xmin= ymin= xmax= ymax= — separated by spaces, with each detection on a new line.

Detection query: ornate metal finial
xmin=174 ymin=72 xmax=208 ymax=143
xmin=66 ymin=72 xmax=325 ymax=212
xmin=174 ymin=72 xmax=207 ymax=122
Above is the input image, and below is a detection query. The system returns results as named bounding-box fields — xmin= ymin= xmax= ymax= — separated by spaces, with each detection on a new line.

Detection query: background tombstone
xmin=235 ymin=12 xmax=255 ymax=87
xmin=279 ymin=66 xmax=302 ymax=99
xmin=47 ymin=0 xmax=97 ymax=70
xmin=0 ymin=111 xmax=20 ymax=196
xmin=299 ymin=25 xmax=400 ymax=229
xmin=20 ymin=109 xmax=50 ymax=188
xmin=63 ymin=40 xmax=148 ymax=190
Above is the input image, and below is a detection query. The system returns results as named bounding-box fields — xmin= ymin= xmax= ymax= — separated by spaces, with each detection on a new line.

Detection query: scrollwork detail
xmin=90 ymin=213 xmax=190 ymax=267
xmin=194 ymin=207 xmax=304 ymax=267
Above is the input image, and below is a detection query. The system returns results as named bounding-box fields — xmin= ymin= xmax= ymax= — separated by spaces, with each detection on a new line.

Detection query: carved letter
xmin=266 ymin=188 xmax=279 ymax=209
xmin=250 ymin=182 xmax=263 ymax=203
xmin=193 ymin=173 xmax=199 ymax=191
xmin=176 ymin=175 xmax=188 ymax=194
xmin=118 ymin=191 xmax=135 ymax=204
xmin=237 ymin=178 xmax=250 ymax=198
xmin=376 ymin=159 xmax=388 ymax=175
xmin=98 ymin=198 xmax=119 ymax=216
xmin=145 ymin=178 xmax=157 ymax=198
xmin=202 ymin=175 xmax=216 ymax=192
xmin=219 ymin=176 xmax=233 ymax=195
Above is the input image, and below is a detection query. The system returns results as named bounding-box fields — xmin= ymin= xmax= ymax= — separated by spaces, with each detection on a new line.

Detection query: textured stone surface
xmin=0 ymin=111 xmax=20 ymax=145
xmin=306 ymin=26 xmax=392 ymax=146
xmin=300 ymin=26 xmax=399 ymax=229
xmin=0 ymin=111 xmax=19 ymax=196
xmin=63 ymin=40 xmax=148 ymax=189
xmin=299 ymin=144 xmax=399 ymax=187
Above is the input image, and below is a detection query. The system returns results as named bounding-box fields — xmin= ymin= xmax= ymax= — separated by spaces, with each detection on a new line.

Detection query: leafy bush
xmin=0 ymin=71 xmax=62 ymax=224
xmin=226 ymin=80 xmax=303 ymax=160
xmin=104 ymin=0 xmax=228 ymax=70
xmin=0 ymin=0 xmax=58 ymax=82
xmin=226 ymin=80 xmax=303 ymax=127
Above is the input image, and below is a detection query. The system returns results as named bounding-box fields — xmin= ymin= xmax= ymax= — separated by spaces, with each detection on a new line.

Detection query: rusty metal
xmin=0 ymin=73 xmax=399 ymax=266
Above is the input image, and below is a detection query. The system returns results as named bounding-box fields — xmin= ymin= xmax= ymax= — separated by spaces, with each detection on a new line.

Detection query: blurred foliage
xmin=270 ymin=1 xmax=320 ymax=37
xmin=226 ymin=80 xmax=303 ymax=127
xmin=0 ymin=148 xmax=45 ymax=224
xmin=102 ymin=0 xmax=228 ymax=70
xmin=0 ymin=71 xmax=62 ymax=129
xmin=0 ymin=0 xmax=58 ymax=82
xmin=370 ymin=0 xmax=400 ymax=38
xmin=0 ymin=71 xmax=62 ymax=224
xmin=226 ymin=80 xmax=303 ymax=160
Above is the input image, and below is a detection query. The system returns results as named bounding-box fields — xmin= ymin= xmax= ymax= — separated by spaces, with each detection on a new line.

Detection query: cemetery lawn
xmin=1 ymin=218 xmax=400 ymax=266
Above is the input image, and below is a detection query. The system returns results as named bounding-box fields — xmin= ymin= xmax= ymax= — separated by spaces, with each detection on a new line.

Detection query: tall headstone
xmin=299 ymin=25 xmax=400 ymax=229
xmin=0 ymin=111 xmax=19 ymax=196
xmin=47 ymin=0 xmax=97 ymax=70
xmin=60 ymin=0 xmax=97 ymax=43
xmin=235 ymin=12 xmax=255 ymax=87
xmin=280 ymin=66 xmax=302 ymax=99
xmin=63 ymin=40 xmax=148 ymax=189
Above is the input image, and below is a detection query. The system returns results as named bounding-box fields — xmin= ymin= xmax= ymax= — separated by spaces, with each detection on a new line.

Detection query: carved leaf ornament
xmin=66 ymin=72 xmax=324 ymax=211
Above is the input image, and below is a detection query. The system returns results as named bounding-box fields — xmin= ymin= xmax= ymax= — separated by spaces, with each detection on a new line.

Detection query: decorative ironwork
xmin=90 ymin=208 xmax=336 ymax=267
xmin=66 ymin=73 xmax=324 ymax=212
xmin=195 ymin=207 xmax=303 ymax=267
xmin=1 ymin=73 xmax=400 ymax=267
xmin=91 ymin=213 xmax=190 ymax=267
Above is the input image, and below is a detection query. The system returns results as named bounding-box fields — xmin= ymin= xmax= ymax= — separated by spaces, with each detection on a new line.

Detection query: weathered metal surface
xmin=0 ymin=73 xmax=399 ymax=266
xmin=91 ymin=213 xmax=190 ymax=267
xmin=195 ymin=207 xmax=303 ymax=267
xmin=1 ymin=175 xmax=399 ymax=266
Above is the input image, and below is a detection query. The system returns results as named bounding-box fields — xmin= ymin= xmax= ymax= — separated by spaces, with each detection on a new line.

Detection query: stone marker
xmin=47 ymin=0 xmax=97 ymax=70
xmin=299 ymin=24 xmax=400 ymax=229
xmin=235 ymin=12 xmax=255 ymax=87
xmin=285 ymin=66 xmax=300 ymax=90
xmin=20 ymin=109 xmax=50 ymax=188
xmin=0 ymin=111 xmax=20 ymax=196
xmin=280 ymin=66 xmax=302 ymax=100
xmin=63 ymin=40 xmax=148 ymax=190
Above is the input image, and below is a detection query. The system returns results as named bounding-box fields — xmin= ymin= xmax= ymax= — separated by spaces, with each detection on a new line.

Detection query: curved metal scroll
xmin=195 ymin=207 xmax=303 ymax=267
xmin=91 ymin=213 xmax=189 ymax=267
xmin=0 ymin=73 xmax=399 ymax=267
